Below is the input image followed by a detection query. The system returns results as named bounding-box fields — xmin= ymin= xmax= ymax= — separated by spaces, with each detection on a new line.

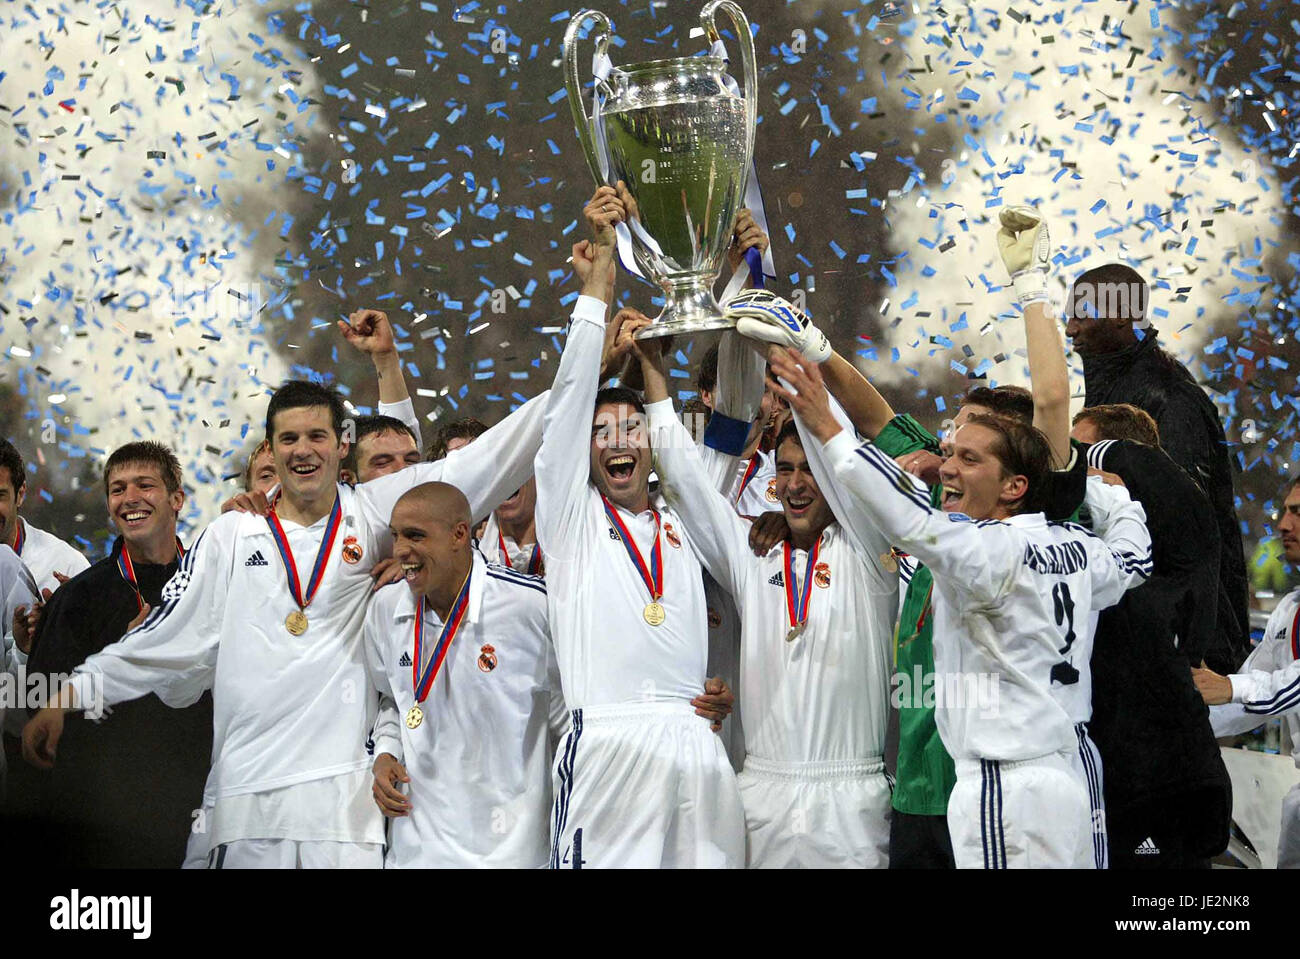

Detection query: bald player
xmin=365 ymin=482 xmax=563 ymax=867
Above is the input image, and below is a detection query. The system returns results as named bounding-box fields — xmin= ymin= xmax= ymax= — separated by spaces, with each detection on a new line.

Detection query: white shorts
xmin=738 ymin=756 xmax=892 ymax=868
xmin=1072 ymin=723 xmax=1108 ymax=869
xmin=206 ymin=838 xmax=383 ymax=869
xmin=949 ymin=752 xmax=1092 ymax=869
xmin=549 ymin=702 xmax=745 ymax=869
xmin=1278 ymin=782 xmax=1300 ymax=869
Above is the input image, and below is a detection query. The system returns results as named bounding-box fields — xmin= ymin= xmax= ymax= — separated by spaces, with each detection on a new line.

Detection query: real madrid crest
xmin=765 ymin=478 xmax=779 ymax=503
xmin=341 ymin=535 xmax=363 ymax=565
xmin=813 ymin=561 xmax=831 ymax=588
xmin=478 ymin=643 xmax=498 ymax=672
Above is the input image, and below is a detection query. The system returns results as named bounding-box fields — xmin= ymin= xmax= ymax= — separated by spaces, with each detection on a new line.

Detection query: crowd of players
xmin=0 ymin=185 xmax=1290 ymax=869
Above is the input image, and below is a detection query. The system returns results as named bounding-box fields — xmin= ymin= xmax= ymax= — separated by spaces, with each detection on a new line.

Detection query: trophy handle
xmin=563 ymin=10 xmax=614 ymax=185
xmin=701 ymin=1 xmax=758 ymax=176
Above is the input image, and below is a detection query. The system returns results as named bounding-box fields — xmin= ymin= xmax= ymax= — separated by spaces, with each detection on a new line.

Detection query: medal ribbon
xmin=117 ymin=537 xmax=186 ymax=612
xmin=734 ymin=454 xmax=761 ymax=505
xmin=783 ymin=538 xmax=820 ymax=630
xmin=265 ymin=493 xmax=342 ymax=611
xmin=412 ymin=569 xmax=472 ymax=704
xmin=497 ymin=530 xmax=543 ymax=576
xmin=600 ymin=494 xmax=663 ymax=604
xmin=12 ymin=518 xmax=25 ymax=557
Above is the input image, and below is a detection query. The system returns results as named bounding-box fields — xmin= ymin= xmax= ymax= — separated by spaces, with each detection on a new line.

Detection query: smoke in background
xmin=0 ymin=0 xmax=324 ymax=536
xmin=1 ymin=0 xmax=1296 ymax=560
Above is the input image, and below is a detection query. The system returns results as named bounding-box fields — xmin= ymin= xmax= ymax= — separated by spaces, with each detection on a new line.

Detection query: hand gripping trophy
xmin=562 ymin=1 xmax=758 ymax=339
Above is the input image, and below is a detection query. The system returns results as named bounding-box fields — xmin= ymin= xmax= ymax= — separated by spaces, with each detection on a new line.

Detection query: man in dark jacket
xmin=1072 ymin=404 xmax=1232 ymax=868
xmin=1066 ymin=263 xmax=1249 ymax=674
xmin=2 ymin=441 xmax=212 ymax=868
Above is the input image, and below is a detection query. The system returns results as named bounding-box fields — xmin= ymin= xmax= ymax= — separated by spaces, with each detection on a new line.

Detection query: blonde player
xmin=23 ymin=379 xmax=547 ymax=868
xmin=365 ymin=482 xmax=565 ymax=868
xmin=774 ymin=349 xmax=1152 ymax=869
xmin=536 ymin=186 xmax=744 ymax=868
xmin=639 ymin=333 xmax=900 ymax=867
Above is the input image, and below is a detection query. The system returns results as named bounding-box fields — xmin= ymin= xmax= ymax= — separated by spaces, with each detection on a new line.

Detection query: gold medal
xmin=786 ymin=623 xmax=805 ymax=643
xmin=643 ymin=601 xmax=666 ymax=626
xmin=285 ymin=609 xmax=308 ymax=636
xmin=405 ymin=705 xmax=424 ymax=730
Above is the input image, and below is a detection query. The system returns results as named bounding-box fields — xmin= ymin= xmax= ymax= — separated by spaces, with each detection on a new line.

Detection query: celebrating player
xmin=535 ymin=185 xmax=744 ymax=868
xmin=772 ymin=347 xmax=1152 ymax=868
xmin=364 ymin=482 xmax=564 ymax=867
xmin=0 ymin=439 xmax=88 ymax=595
xmin=22 ymin=378 xmax=547 ymax=868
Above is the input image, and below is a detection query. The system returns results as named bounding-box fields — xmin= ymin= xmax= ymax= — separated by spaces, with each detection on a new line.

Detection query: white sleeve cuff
xmin=573 ymin=295 xmax=608 ymax=328
xmin=821 ymin=428 xmax=858 ymax=466
xmin=373 ymin=737 xmax=404 ymax=764
xmin=1228 ymin=673 xmax=1250 ymax=704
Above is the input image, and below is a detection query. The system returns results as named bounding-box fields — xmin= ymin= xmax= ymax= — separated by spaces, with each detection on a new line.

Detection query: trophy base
xmin=634 ymin=282 xmax=737 ymax=340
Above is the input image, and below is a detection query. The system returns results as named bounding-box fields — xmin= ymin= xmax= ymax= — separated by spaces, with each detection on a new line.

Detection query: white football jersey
xmin=824 ymin=432 xmax=1152 ymax=762
xmin=364 ymin=552 xmax=564 ymax=867
xmin=13 ymin=518 xmax=89 ymax=595
xmin=652 ymin=401 xmax=897 ymax=764
xmin=535 ymin=296 xmax=712 ymax=708
xmin=1211 ymin=587 xmax=1300 ymax=766
xmin=68 ymin=399 xmax=547 ymax=844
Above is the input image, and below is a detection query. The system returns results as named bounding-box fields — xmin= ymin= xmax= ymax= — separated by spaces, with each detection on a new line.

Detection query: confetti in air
xmin=1 ymin=0 xmax=1298 ymax=553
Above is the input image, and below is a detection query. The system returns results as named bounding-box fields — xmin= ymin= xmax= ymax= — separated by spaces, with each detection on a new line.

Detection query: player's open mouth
xmin=120 ymin=509 xmax=151 ymax=526
xmin=784 ymin=494 xmax=813 ymax=515
xmin=290 ymin=463 xmax=319 ymax=476
xmin=401 ymin=561 xmax=422 ymax=581
xmin=941 ymin=486 xmax=962 ymax=509
xmin=605 ymin=454 xmax=636 ymax=481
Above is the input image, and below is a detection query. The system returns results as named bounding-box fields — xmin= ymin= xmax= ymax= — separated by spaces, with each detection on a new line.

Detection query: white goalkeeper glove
xmin=723 ymin=289 xmax=831 ymax=364
xmin=996 ymin=205 xmax=1051 ymax=306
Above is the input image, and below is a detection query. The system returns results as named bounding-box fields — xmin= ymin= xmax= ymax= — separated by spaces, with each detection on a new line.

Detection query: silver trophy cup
xmin=563 ymin=1 xmax=758 ymax=339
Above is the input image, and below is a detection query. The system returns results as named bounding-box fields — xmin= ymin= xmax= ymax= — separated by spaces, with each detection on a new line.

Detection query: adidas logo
xmin=245 ymin=550 xmax=269 ymax=567
xmin=1135 ymin=837 xmax=1160 ymax=855
xmin=768 ymin=571 xmax=784 ymax=587
xmin=398 ymin=652 xmax=412 ymax=667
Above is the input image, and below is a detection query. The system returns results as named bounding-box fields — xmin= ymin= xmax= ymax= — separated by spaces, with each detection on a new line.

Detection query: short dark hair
xmin=104 ymin=441 xmax=183 ymax=496
xmin=594 ymin=386 xmax=646 ymax=418
xmin=1070 ymin=263 xmax=1149 ymax=323
xmin=425 ymin=416 xmax=487 ymax=462
xmin=243 ymin=438 xmax=272 ymax=491
xmin=964 ymin=412 xmax=1051 ymax=515
xmin=344 ymin=415 xmax=418 ymax=473
xmin=962 ymin=385 xmax=1034 ymax=424
xmin=773 ymin=420 xmax=803 ymax=458
xmin=265 ymin=380 xmax=348 ymax=441
xmin=0 ymin=439 xmax=25 ymax=496
xmin=697 ymin=344 xmax=719 ymax=395
xmin=1073 ymin=404 xmax=1160 ymax=447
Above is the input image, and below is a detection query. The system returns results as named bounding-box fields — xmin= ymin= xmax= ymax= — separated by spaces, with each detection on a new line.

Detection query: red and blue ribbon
xmin=734 ymin=454 xmax=761 ymax=505
xmin=265 ymin=494 xmax=342 ymax=612
xmin=12 ymin=518 xmax=25 ymax=557
xmin=498 ymin=530 xmax=543 ymax=576
xmin=783 ymin=537 xmax=820 ymax=630
xmin=413 ymin=569 xmax=473 ymax=704
xmin=600 ymin=493 xmax=663 ymax=604
xmin=117 ymin=537 xmax=186 ymax=612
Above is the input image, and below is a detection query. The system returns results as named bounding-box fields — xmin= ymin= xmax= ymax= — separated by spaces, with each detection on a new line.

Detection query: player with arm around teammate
xmin=772 ymin=349 xmax=1152 ymax=869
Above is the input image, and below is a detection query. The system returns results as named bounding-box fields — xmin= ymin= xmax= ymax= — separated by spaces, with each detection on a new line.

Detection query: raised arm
xmin=996 ymin=206 xmax=1070 ymax=467
xmin=1076 ymin=475 xmax=1154 ymax=608
xmin=534 ymin=187 xmax=626 ymax=557
xmin=772 ymin=349 xmax=1020 ymax=603
xmin=340 ymin=308 xmax=424 ymax=450
xmin=638 ymin=335 xmax=752 ymax=599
